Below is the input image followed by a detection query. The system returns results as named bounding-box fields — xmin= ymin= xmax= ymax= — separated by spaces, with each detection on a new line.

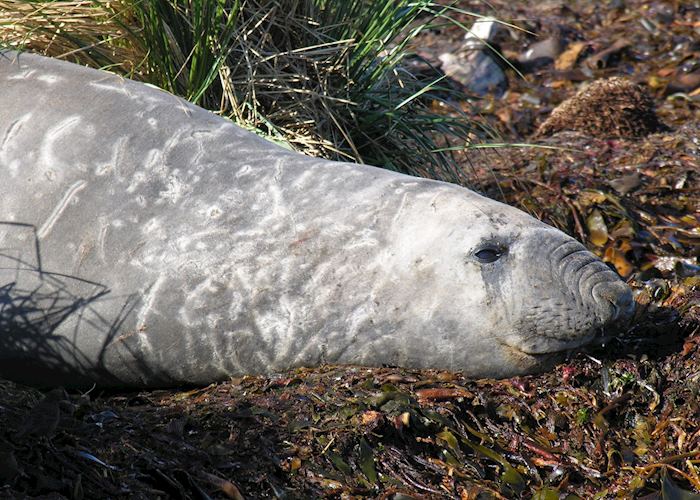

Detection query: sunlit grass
xmin=0 ymin=0 xmax=498 ymax=181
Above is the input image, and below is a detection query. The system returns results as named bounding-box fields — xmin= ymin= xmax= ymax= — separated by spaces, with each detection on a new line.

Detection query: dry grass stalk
xmin=0 ymin=0 xmax=143 ymax=74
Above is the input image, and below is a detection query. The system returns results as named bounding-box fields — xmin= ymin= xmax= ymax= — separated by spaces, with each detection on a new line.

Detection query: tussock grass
xmin=0 ymin=0 xmax=494 ymax=181
xmin=0 ymin=1 xmax=141 ymax=70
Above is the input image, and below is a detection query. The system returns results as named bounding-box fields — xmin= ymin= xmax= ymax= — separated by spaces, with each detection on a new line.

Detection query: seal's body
xmin=0 ymin=51 xmax=633 ymax=387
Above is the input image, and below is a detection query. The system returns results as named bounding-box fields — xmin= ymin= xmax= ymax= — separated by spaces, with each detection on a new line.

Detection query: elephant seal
xmin=0 ymin=51 xmax=634 ymax=388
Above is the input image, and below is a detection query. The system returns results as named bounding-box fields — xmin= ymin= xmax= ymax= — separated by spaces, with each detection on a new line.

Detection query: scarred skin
xmin=0 ymin=51 xmax=634 ymax=387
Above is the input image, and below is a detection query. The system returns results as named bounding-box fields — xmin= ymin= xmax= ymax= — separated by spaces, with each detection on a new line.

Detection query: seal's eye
xmin=474 ymin=246 xmax=503 ymax=263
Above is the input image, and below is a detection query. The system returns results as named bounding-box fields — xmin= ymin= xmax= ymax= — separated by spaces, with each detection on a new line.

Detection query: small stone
xmin=437 ymin=16 xmax=509 ymax=96
xmin=463 ymin=17 xmax=505 ymax=50
xmin=439 ymin=51 xmax=508 ymax=96
xmin=518 ymin=36 xmax=566 ymax=72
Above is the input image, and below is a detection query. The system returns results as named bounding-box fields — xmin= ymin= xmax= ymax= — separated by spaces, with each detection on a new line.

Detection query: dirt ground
xmin=1 ymin=1 xmax=698 ymax=498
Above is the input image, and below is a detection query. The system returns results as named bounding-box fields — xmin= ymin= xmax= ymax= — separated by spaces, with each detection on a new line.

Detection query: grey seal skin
xmin=0 ymin=51 xmax=634 ymax=387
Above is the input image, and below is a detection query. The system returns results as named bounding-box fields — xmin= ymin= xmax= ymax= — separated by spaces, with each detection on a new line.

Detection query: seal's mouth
xmin=497 ymin=328 xmax=610 ymax=371
xmin=501 ymin=331 xmax=598 ymax=357
xmin=497 ymin=342 xmax=566 ymax=374
xmin=499 ymin=325 xmax=625 ymax=371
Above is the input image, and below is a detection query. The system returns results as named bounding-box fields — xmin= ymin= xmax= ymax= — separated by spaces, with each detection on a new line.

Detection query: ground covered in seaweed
xmin=1 ymin=0 xmax=698 ymax=498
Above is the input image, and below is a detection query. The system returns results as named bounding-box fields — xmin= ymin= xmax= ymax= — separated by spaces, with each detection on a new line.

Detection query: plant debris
xmin=536 ymin=77 xmax=664 ymax=138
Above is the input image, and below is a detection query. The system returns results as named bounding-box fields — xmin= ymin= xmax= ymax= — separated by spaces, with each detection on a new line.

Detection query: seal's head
xmin=371 ymin=181 xmax=635 ymax=378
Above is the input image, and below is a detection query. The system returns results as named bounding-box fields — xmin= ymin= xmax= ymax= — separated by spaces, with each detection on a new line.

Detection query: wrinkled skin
xmin=0 ymin=51 xmax=634 ymax=387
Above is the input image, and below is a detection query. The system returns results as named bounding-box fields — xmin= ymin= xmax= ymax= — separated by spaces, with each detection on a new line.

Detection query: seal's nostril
xmin=615 ymin=288 xmax=636 ymax=321
xmin=592 ymin=280 xmax=635 ymax=323
xmin=610 ymin=301 xmax=620 ymax=321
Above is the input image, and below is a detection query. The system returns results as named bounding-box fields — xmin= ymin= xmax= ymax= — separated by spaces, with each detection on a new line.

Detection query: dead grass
xmin=0 ymin=1 xmax=142 ymax=71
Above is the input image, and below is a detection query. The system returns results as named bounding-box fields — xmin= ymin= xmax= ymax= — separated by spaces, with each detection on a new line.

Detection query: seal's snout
xmin=593 ymin=280 xmax=635 ymax=323
xmin=545 ymin=235 xmax=634 ymax=328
